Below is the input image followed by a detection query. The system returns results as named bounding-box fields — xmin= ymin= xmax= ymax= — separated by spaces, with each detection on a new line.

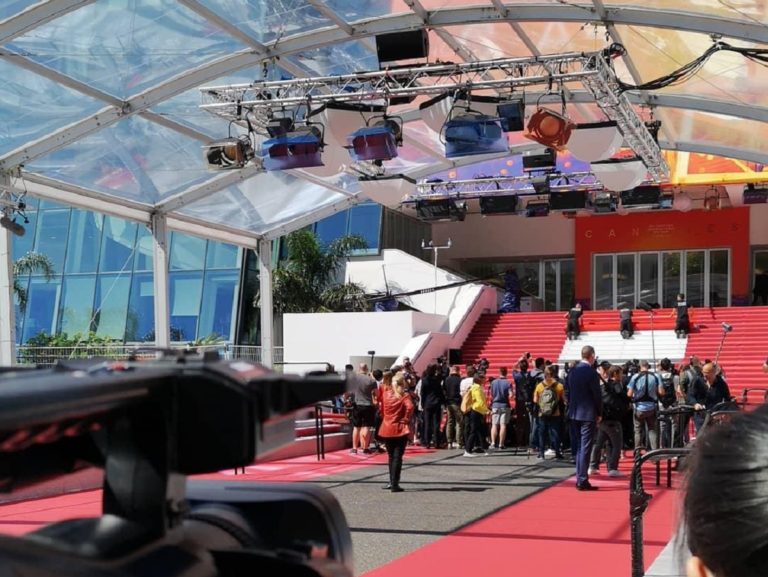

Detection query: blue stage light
xmin=347 ymin=118 xmax=401 ymax=162
xmin=262 ymin=126 xmax=324 ymax=171
xmin=443 ymin=113 xmax=507 ymax=158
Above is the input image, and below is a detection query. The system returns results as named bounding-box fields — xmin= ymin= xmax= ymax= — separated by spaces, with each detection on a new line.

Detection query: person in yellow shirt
xmin=533 ymin=366 xmax=565 ymax=460
xmin=463 ymin=374 xmax=490 ymax=456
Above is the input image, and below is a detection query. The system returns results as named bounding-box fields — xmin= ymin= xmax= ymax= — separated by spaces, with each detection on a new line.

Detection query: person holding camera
xmin=589 ymin=364 xmax=628 ymax=477
xmin=377 ymin=371 xmax=415 ymax=493
xmin=688 ymin=362 xmax=732 ymax=432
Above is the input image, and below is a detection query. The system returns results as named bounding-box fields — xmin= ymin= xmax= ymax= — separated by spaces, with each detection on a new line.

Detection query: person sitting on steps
xmin=619 ymin=305 xmax=634 ymax=339
xmin=670 ymin=293 xmax=691 ymax=339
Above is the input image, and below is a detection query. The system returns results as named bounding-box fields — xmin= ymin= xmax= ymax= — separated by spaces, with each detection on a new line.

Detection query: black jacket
xmin=687 ymin=375 xmax=731 ymax=410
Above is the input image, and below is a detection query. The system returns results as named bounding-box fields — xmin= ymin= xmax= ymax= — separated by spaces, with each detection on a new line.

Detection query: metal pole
xmin=422 ymin=238 xmax=452 ymax=315
xmin=650 ymin=310 xmax=656 ymax=370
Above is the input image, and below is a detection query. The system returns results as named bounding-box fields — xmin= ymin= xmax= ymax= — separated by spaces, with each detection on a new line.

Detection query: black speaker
xmin=621 ymin=185 xmax=661 ymax=206
xmin=448 ymin=348 xmax=462 ymax=366
xmin=376 ymin=29 xmax=429 ymax=64
xmin=522 ymin=148 xmax=557 ymax=171
xmin=549 ymin=191 xmax=587 ymax=211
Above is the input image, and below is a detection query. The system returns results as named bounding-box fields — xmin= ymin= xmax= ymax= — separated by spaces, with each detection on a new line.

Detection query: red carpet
xmin=363 ymin=462 xmax=679 ymax=577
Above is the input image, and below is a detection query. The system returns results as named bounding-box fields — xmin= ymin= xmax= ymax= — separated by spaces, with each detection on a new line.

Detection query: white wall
xmin=431 ymin=212 xmax=576 ymax=263
xmin=750 ymin=203 xmax=768 ymax=245
xmin=283 ymin=311 xmax=444 ymax=372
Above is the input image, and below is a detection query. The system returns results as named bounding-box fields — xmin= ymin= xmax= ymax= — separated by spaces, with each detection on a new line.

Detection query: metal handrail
xmin=314 ymin=402 xmax=339 ymax=461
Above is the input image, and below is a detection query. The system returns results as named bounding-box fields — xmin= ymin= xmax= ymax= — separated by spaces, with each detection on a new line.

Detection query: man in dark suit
xmin=566 ymin=345 xmax=602 ymax=491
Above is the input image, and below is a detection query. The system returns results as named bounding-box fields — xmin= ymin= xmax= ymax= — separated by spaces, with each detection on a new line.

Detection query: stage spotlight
xmin=443 ymin=113 xmax=507 ymax=158
xmin=524 ymin=201 xmax=550 ymax=218
xmin=743 ymin=183 xmax=768 ymax=204
xmin=566 ymin=121 xmax=624 ymax=162
xmin=530 ymin=174 xmax=551 ymax=195
xmin=496 ymin=98 xmax=525 ymax=132
xmin=0 ymin=214 xmax=24 ymax=237
xmin=266 ymin=117 xmax=294 ymax=138
xmin=658 ymin=193 xmax=674 ymax=209
xmin=620 ymin=185 xmax=662 ymax=209
xmin=549 ymin=190 xmax=587 ymax=211
xmin=590 ymin=157 xmax=647 ymax=191
xmin=589 ymin=191 xmax=616 ymax=214
xmin=262 ymin=125 xmax=324 ymax=171
xmin=446 ymin=93 xmax=525 ymax=133
xmin=204 ymin=136 xmax=254 ymax=170
xmin=522 ymin=148 xmax=557 ymax=172
xmin=479 ymin=195 xmax=519 ymax=215
xmin=347 ymin=117 xmax=402 ymax=162
xmin=524 ymin=107 xmax=573 ymax=150
xmin=416 ymin=198 xmax=467 ymax=222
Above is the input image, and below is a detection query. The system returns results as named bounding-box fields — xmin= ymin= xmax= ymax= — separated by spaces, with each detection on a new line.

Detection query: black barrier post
xmin=630 ymin=447 xmax=691 ymax=577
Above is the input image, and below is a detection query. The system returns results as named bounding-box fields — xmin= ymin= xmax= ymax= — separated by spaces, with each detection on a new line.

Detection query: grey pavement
xmin=303 ymin=447 xmax=576 ymax=575
xmin=645 ymin=538 xmax=688 ymax=577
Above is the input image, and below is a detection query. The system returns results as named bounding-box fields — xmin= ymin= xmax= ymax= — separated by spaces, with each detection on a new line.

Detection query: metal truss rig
xmin=200 ymin=51 xmax=669 ymax=182
xmin=409 ymin=172 xmax=603 ymax=201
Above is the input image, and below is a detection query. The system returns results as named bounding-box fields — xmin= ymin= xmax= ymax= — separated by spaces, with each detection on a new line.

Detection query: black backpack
xmin=659 ymin=372 xmax=676 ymax=408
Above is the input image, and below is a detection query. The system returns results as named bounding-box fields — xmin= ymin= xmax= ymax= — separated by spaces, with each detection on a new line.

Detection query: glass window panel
xmin=34 ymin=209 xmax=70 ymax=274
xmin=594 ymin=255 xmax=614 ymax=310
xmin=198 ymin=0 xmax=331 ymax=44
xmin=610 ymin=1 xmax=766 ymax=26
xmin=170 ymin=272 xmax=203 ymax=342
xmin=709 ymin=250 xmax=729 ymax=308
xmin=314 ymin=211 xmax=348 ymax=249
xmin=65 ymin=210 xmax=103 ymax=274
xmin=559 ymin=259 xmax=575 ymax=312
xmin=660 ymin=109 xmax=768 ymax=156
xmin=663 ymin=252 xmax=682 ymax=308
xmin=59 ymin=276 xmax=96 ymax=336
xmin=291 ymin=40 xmax=377 ymax=76
xmin=686 ymin=251 xmax=706 ymax=308
xmin=21 ymin=277 xmax=61 ymax=342
xmin=38 ymin=199 xmax=64 ymax=210
xmin=616 ymin=254 xmax=636 ymax=309
xmin=348 ymin=203 xmax=381 ymax=254
xmin=198 ymin=271 xmax=239 ymax=341
xmin=0 ymin=60 xmax=103 ymax=155
xmin=9 ymin=0 xmax=246 ymax=98
xmin=640 ymin=253 xmax=659 ymax=307
xmin=100 ymin=217 xmax=138 ymax=273
xmin=544 ymin=261 xmax=557 ymax=312
xmin=93 ymin=275 xmax=131 ymax=340
xmin=206 ymin=241 xmax=239 ymax=269
xmin=508 ymin=262 xmax=540 ymax=299
xmin=12 ymin=212 xmax=37 ymax=261
xmin=134 ymin=225 xmax=153 ymax=272
xmin=170 ymin=233 xmax=207 ymax=271
xmin=27 ymin=116 xmax=212 ymax=203
xmin=440 ymin=22 xmax=533 ymax=61
xmin=126 ymin=273 xmax=154 ymax=342
xmin=329 ymin=0 xmax=409 ymax=21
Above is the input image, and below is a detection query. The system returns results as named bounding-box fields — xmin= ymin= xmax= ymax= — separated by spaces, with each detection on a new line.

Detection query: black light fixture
xmin=620 ymin=184 xmax=662 ymax=208
xmin=522 ymin=148 xmax=557 ymax=172
xmin=375 ymin=29 xmax=429 ymax=66
xmin=0 ymin=211 xmax=24 ymax=237
xmin=743 ymin=183 xmax=768 ymax=204
xmin=479 ymin=195 xmax=519 ymax=215
xmin=589 ymin=191 xmax=616 ymax=214
xmin=549 ymin=190 xmax=587 ymax=211
xmin=416 ymin=198 xmax=467 ymax=222
xmin=266 ymin=117 xmax=294 ymax=138
xmin=525 ymin=201 xmax=550 ymax=218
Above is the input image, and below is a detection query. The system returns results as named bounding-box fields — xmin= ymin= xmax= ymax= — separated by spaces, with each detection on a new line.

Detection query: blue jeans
xmin=572 ymin=420 xmax=597 ymax=486
xmin=538 ymin=416 xmax=562 ymax=457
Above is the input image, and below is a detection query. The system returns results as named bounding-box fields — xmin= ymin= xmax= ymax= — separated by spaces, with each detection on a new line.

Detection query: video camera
xmin=0 ymin=352 xmax=354 ymax=577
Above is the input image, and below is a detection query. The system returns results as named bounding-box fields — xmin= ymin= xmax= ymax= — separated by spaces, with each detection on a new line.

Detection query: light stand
xmin=714 ymin=322 xmax=732 ymax=366
xmin=368 ymin=350 xmax=376 ymax=370
xmin=637 ymin=302 xmax=656 ymax=369
xmin=421 ymin=238 xmax=452 ymax=314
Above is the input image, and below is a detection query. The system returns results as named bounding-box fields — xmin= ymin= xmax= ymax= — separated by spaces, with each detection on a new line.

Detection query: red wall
xmin=574 ymin=207 xmax=751 ymax=307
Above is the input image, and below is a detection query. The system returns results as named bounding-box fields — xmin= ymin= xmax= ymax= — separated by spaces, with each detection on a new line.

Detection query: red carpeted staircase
xmin=684 ymin=306 xmax=768 ymax=403
xmin=461 ymin=312 xmax=569 ymax=372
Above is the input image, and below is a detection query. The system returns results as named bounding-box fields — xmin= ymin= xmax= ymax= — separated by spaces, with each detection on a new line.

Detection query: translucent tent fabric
xmin=2 ymin=0 xmax=768 ymax=245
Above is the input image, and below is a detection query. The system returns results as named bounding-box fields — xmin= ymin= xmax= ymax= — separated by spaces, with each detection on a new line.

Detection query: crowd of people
xmin=339 ymin=348 xmax=752 ymax=492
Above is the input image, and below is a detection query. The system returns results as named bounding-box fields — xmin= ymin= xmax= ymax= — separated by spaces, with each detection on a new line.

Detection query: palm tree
xmin=13 ymin=252 xmax=55 ymax=312
xmin=262 ymin=229 xmax=368 ymax=314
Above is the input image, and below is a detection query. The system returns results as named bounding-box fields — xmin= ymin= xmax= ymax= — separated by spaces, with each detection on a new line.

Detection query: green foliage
xmin=24 ymin=331 xmax=122 ymax=348
xmin=260 ymin=229 xmax=369 ymax=314
xmin=13 ymin=252 xmax=55 ymax=312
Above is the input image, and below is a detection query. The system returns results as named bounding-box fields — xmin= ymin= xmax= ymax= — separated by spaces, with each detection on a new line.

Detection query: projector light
xmin=479 ymin=195 xmax=519 ymax=215
xmin=522 ymin=148 xmax=557 ymax=172
xmin=496 ymin=99 xmax=525 ymax=132
xmin=262 ymin=126 xmax=324 ymax=171
xmin=620 ymin=185 xmax=661 ymax=208
xmin=549 ymin=190 xmax=587 ymax=211
xmin=204 ymin=137 xmax=254 ymax=170
xmin=443 ymin=113 xmax=507 ymax=158
xmin=524 ymin=107 xmax=573 ymax=150
xmin=525 ymin=201 xmax=550 ymax=218
xmin=416 ymin=198 xmax=467 ymax=222
xmin=590 ymin=191 xmax=616 ymax=214
xmin=347 ymin=118 xmax=402 ymax=162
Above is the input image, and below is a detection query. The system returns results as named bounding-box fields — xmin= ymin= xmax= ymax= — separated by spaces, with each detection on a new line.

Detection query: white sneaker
xmin=608 ymin=469 xmax=624 ymax=477
xmin=588 ymin=467 xmax=598 ymax=475
xmin=545 ymin=449 xmax=556 ymax=457
xmin=462 ymin=451 xmax=476 ymax=457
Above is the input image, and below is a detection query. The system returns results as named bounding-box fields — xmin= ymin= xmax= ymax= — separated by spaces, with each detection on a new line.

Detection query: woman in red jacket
xmin=378 ymin=370 xmax=415 ymax=493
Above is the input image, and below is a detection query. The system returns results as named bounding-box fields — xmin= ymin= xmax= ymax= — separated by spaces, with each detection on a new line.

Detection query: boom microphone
xmin=0 ymin=215 xmax=24 ymax=237
xmin=722 ymin=322 xmax=733 ymax=332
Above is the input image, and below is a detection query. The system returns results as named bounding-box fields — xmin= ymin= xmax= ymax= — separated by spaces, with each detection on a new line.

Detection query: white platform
xmin=558 ymin=330 xmax=687 ymax=365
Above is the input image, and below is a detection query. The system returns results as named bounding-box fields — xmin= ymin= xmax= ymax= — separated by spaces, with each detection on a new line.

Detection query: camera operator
xmin=688 ymin=362 xmax=732 ymax=432
xmin=627 ymin=360 xmax=663 ymax=451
